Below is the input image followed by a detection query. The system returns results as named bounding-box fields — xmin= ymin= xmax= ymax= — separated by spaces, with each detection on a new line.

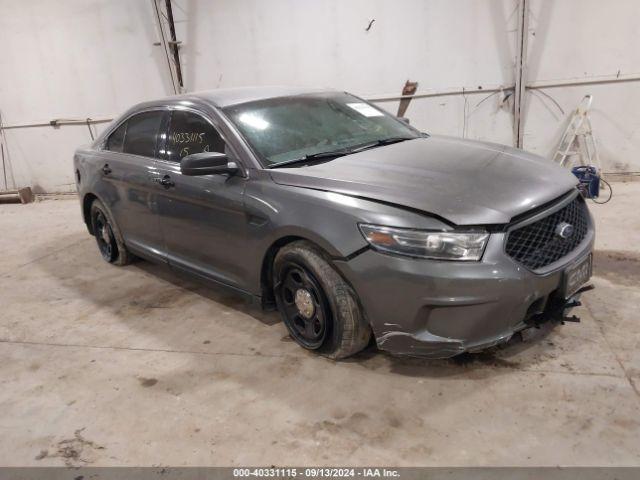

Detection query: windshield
xmin=222 ymin=92 xmax=421 ymax=167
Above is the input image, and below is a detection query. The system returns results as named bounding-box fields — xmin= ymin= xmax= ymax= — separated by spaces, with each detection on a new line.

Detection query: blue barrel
xmin=571 ymin=165 xmax=600 ymax=198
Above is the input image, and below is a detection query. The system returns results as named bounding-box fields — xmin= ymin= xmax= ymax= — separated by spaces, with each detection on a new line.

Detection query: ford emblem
xmin=555 ymin=222 xmax=574 ymax=239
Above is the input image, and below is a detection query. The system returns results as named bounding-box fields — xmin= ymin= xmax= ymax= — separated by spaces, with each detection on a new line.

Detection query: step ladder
xmin=552 ymin=95 xmax=603 ymax=173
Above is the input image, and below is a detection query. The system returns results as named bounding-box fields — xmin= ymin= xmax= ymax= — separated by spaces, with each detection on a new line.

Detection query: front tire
xmin=90 ymin=199 xmax=132 ymax=266
xmin=273 ymin=241 xmax=371 ymax=359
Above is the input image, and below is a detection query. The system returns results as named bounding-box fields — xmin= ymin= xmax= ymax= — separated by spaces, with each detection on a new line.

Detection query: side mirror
xmin=180 ymin=152 xmax=239 ymax=176
xmin=398 ymin=117 xmax=411 ymax=125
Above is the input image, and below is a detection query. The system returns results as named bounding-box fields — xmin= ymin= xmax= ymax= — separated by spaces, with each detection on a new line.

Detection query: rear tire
xmin=90 ymin=199 xmax=132 ymax=266
xmin=273 ymin=240 xmax=371 ymax=359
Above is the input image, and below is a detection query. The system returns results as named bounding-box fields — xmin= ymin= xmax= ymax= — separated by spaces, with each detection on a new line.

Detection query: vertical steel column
xmin=164 ymin=0 xmax=184 ymax=90
xmin=152 ymin=0 xmax=184 ymax=94
xmin=513 ymin=0 xmax=529 ymax=148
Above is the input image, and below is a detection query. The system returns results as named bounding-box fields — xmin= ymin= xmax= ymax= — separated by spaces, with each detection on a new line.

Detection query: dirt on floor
xmin=1 ymin=184 xmax=640 ymax=466
xmin=593 ymin=249 xmax=640 ymax=287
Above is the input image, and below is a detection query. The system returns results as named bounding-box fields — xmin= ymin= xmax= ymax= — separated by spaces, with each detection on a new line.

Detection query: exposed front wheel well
xmin=260 ymin=236 xmax=306 ymax=309
xmin=82 ymin=193 xmax=99 ymax=235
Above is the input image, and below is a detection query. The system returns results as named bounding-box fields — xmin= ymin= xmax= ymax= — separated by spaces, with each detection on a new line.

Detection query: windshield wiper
xmin=268 ymin=137 xmax=417 ymax=169
xmin=348 ymin=136 xmax=416 ymax=153
xmin=268 ymin=148 xmax=351 ymax=169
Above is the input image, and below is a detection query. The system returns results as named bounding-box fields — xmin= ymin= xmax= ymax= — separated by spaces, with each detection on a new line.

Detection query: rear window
xmin=105 ymin=122 xmax=126 ymax=153
xmin=123 ymin=111 xmax=164 ymax=157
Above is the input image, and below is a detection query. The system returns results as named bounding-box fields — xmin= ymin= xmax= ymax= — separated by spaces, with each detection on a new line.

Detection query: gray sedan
xmin=74 ymin=87 xmax=594 ymax=358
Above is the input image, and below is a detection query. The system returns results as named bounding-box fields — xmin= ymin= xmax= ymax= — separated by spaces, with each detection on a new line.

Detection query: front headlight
xmin=359 ymin=224 xmax=489 ymax=261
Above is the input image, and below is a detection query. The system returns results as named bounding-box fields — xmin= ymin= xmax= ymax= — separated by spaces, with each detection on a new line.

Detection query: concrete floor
xmin=1 ymin=184 xmax=639 ymax=467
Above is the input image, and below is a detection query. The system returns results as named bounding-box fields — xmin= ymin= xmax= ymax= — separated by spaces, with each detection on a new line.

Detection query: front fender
xmin=243 ymin=173 xmax=451 ymax=295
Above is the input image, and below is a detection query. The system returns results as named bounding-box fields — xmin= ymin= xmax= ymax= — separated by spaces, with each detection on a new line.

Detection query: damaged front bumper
xmin=334 ymin=224 xmax=595 ymax=359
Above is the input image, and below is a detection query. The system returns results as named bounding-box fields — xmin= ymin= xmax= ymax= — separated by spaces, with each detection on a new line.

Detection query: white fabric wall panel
xmin=0 ymin=0 xmax=637 ymax=192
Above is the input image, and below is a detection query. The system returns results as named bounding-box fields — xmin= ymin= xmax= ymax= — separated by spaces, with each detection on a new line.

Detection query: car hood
xmin=268 ymin=135 xmax=578 ymax=225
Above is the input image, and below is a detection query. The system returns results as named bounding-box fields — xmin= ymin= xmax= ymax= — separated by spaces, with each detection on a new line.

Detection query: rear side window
xmin=122 ymin=111 xmax=164 ymax=157
xmin=166 ymin=110 xmax=225 ymax=163
xmin=105 ymin=122 xmax=127 ymax=152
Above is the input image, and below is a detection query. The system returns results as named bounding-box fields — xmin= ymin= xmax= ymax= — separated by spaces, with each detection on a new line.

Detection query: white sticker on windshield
xmin=346 ymin=102 xmax=384 ymax=117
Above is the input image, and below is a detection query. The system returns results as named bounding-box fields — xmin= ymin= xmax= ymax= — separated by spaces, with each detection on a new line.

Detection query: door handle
xmin=158 ymin=174 xmax=175 ymax=189
xmin=102 ymin=164 xmax=112 ymax=175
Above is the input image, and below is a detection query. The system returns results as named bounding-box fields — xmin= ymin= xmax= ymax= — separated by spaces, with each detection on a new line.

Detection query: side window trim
xmin=121 ymin=122 xmax=129 ymax=151
xmin=99 ymin=105 xmax=248 ymax=175
xmin=99 ymin=107 xmax=169 ymax=160
xmin=155 ymin=110 xmax=171 ymax=160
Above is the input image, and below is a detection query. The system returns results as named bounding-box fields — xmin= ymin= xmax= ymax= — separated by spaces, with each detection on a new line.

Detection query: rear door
xmin=154 ymin=108 xmax=250 ymax=290
xmin=100 ymin=109 xmax=167 ymax=260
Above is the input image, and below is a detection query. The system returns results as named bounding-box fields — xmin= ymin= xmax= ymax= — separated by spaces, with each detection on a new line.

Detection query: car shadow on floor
xmin=132 ymin=258 xmax=560 ymax=378
xmin=32 ymin=232 xmax=562 ymax=379
xmin=133 ymin=259 xmax=282 ymax=327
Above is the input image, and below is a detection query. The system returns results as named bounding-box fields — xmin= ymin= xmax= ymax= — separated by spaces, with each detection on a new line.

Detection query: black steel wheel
xmin=89 ymin=199 xmax=133 ymax=266
xmin=94 ymin=209 xmax=118 ymax=262
xmin=273 ymin=240 xmax=372 ymax=359
xmin=277 ymin=262 xmax=330 ymax=349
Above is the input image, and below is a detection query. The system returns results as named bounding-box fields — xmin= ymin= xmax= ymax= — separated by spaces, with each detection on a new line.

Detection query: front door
xmin=154 ymin=109 xmax=250 ymax=291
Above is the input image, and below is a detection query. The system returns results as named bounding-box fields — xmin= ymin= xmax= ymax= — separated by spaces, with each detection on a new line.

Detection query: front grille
xmin=505 ymin=196 xmax=589 ymax=270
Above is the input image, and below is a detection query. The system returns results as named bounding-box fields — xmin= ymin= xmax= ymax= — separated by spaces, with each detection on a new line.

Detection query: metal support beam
xmin=513 ymin=0 xmax=529 ymax=148
xmin=152 ymin=0 xmax=184 ymax=94
xmin=527 ymin=72 xmax=640 ymax=90
xmin=367 ymin=84 xmax=512 ymax=103
xmin=0 ymin=117 xmax=113 ymax=130
xmin=164 ymin=0 xmax=184 ymax=90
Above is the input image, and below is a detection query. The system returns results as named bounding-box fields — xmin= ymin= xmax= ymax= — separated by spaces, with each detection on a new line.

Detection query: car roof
xmin=98 ymin=86 xmax=343 ymax=150
xmin=198 ymin=86 xmax=336 ymax=107
xmin=160 ymin=86 xmax=337 ymax=108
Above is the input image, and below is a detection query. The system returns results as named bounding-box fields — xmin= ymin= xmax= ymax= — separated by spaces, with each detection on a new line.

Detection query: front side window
xmin=165 ymin=110 xmax=225 ymax=163
xmin=222 ymin=92 xmax=420 ymax=167
xmin=122 ymin=111 xmax=164 ymax=158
